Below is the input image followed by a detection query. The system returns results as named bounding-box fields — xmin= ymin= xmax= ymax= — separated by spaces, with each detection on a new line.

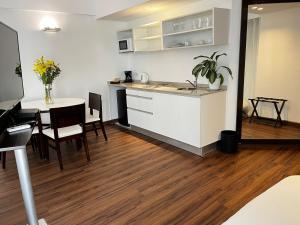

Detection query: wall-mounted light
xmin=251 ymin=6 xmax=264 ymax=11
xmin=40 ymin=17 xmax=61 ymax=32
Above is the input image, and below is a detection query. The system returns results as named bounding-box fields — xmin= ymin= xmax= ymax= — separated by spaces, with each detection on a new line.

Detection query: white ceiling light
xmin=257 ymin=7 xmax=264 ymax=11
xmin=40 ymin=17 xmax=61 ymax=32
xmin=251 ymin=6 xmax=258 ymax=10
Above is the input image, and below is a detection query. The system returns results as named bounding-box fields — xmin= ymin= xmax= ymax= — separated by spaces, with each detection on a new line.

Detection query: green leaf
xmin=216 ymin=53 xmax=227 ymax=61
xmin=201 ymin=61 xmax=211 ymax=77
xmin=192 ymin=63 xmax=203 ymax=76
xmin=220 ymin=66 xmax=233 ymax=78
xmin=208 ymin=71 xmax=217 ymax=84
xmin=210 ymin=51 xmax=218 ymax=59
xmin=193 ymin=55 xmax=211 ymax=60
xmin=210 ymin=61 xmax=217 ymax=70
xmin=219 ymin=74 xmax=224 ymax=85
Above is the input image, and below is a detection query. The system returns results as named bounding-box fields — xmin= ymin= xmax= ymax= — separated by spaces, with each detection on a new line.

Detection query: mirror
xmin=241 ymin=2 xmax=300 ymax=140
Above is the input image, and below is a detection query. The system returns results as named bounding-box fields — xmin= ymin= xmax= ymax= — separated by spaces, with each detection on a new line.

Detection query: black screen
xmin=0 ymin=22 xmax=24 ymax=118
xmin=119 ymin=40 xmax=128 ymax=50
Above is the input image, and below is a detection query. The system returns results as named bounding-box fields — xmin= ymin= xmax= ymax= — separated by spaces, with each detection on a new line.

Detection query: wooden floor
xmin=242 ymin=119 xmax=300 ymax=139
xmin=0 ymin=125 xmax=300 ymax=225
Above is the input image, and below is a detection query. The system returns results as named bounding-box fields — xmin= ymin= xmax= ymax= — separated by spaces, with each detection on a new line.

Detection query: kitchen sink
xmin=177 ymin=87 xmax=197 ymax=91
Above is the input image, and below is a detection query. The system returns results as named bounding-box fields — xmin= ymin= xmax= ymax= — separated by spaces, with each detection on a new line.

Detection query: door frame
xmin=236 ymin=0 xmax=300 ymax=144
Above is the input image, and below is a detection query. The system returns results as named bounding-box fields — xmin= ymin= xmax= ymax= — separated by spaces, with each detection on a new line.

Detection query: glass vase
xmin=44 ymin=84 xmax=53 ymax=104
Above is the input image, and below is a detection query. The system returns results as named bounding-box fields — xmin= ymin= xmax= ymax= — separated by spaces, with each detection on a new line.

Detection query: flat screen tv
xmin=0 ymin=21 xmax=24 ymax=118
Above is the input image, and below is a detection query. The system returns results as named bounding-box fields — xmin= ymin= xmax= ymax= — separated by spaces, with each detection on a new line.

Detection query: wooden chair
xmin=42 ymin=103 xmax=90 ymax=170
xmin=85 ymin=92 xmax=107 ymax=141
xmin=1 ymin=110 xmax=45 ymax=169
xmin=30 ymin=110 xmax=50 ymax=159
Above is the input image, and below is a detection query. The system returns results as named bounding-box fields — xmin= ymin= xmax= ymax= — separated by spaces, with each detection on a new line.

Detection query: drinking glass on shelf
xmin=203 ymin=16 xmax=209 ymax=28
xmin=208 ymin=15 xmax=213 ymax=27
xmin=179 ymin=22 xmax=185 ymax=32
xmin=192 ymin=20 xmax=198 ymax=30
xmin=172 ymin=23 xmax=179 ymax=32
xmin=197 ymin=18 xmax=203 ymax=29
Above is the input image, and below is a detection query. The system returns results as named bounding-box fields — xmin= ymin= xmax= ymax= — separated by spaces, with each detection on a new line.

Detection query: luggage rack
xmin=248 ymin=97 xmax=288 ymax=127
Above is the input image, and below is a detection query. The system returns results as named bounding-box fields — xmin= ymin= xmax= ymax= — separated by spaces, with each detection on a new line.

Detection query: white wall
xmin=124 ymin=0 xmax=242 ymax=129
xmin=0 ymin=8 xmax=129 ymax=121
xmin=0 ymin=0 xmax=243 ymax=128
xmin=254 ymin=7 xmax=300 ymax=123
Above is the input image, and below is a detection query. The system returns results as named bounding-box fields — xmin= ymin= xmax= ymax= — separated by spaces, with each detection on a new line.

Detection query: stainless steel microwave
xmin=118 ymin=38 xmax=134 ymax=53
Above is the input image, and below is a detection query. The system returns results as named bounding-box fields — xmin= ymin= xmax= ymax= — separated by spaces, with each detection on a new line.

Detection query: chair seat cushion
xmin=32 ymin=126 xmax=39 ymax=135
xmin=32 ymin=125 xmax=50 ymax=135
xmin=42 ymin=125 xmax=83 ymax=139
xmin=86 ymin=114 xmax=100 ymax=123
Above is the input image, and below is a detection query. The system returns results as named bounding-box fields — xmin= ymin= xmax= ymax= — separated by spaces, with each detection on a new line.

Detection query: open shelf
xmin=117 ymin=8 xmax=230 ymax=53
xmin=164 ymin=43 xmax=214 ymax=50
xmin=162 ymin=8 xmax=229 ymax=50
xmin=134 ymin=35 xmax=162 ymax=41
xmin=117 ymin=29 xmax=133 ymax=40
xmin=163 ymin=27 xmax=213 ymax=37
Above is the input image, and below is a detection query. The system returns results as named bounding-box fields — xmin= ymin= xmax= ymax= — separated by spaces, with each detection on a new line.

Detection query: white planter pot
xmin=208 ymin=78 xmax=221 ymax=90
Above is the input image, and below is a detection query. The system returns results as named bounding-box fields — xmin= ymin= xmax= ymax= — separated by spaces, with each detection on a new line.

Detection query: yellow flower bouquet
xmin=33 ymin=56 xmax=61 ymax=104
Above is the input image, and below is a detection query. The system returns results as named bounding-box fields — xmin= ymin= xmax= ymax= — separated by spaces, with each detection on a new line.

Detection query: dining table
xmin=22 ymin=98 xmax=85 ymax=124
xmin=21 ymin=98 xmax=86 ymax=158
xmin=22 ymin=98 xmax=85 ymax=112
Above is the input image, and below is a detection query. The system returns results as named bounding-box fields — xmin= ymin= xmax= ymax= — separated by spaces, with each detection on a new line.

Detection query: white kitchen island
xmin=109 ymin=82 xmax=226 ymax=156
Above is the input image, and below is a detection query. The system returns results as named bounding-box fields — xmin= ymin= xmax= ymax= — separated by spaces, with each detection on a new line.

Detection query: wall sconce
xmin=40 ymin=17 xmax=61 ymax=32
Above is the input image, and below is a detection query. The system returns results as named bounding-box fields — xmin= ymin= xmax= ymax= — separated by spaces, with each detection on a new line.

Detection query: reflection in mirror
xmin=242 ymin=3 xmax=300 ymax=139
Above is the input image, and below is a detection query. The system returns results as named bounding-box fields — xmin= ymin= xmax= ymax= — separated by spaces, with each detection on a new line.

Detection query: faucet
xmin=186 ymin=79 xmax=198 ymax=89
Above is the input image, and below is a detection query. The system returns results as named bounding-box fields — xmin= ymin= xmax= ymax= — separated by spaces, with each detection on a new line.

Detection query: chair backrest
xmin=50 ymin=103 xmax=85 ymax=131
xmin=89 ymin=92 xmax=103 ymax=119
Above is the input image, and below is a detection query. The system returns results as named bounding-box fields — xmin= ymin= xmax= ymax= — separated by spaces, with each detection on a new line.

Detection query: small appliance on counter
xmin=140 ymin=72 xmax=149 ymax=84
xmin=124 ymin=71 xmax=133 ymax=83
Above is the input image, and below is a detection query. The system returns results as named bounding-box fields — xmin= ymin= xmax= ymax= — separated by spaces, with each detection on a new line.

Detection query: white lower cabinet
xmin=127 ymin=89 xmax=155 ymax=132
xmin=126 ymin=88 xmax=226 ymax=149
xmin=153 ymin=92 xmax=201 ymax=147
xmin=127 ymin=108 xmax=154 ymax=132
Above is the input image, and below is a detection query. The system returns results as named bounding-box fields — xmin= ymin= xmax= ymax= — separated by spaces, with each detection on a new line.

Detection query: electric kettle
xmin=140 ymin=72 xmax=149 ymax=84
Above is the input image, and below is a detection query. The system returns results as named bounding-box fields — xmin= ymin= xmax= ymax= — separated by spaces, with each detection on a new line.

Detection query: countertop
xmin=108 ymin=81 xmax=227 ymax=97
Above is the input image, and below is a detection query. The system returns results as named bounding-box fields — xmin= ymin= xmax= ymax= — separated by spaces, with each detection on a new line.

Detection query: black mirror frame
xmin=236 ymin=0 xmax=300 ymax=144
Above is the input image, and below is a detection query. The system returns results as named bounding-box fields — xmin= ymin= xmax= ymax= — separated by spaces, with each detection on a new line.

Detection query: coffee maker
xmin=124 ymin=71 xmax=133 ymax=83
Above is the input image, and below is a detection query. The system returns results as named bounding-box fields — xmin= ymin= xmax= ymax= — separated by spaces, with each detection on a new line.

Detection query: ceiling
xmin=0 ymin=0 xmax=97 ymax=15
xmin=101 ymin=0 xmax=201 ymax=21
xmin=0 ymin=0 xmax=203 ymax=20
xmin=249 ymin=2 xmax=300 ymax=15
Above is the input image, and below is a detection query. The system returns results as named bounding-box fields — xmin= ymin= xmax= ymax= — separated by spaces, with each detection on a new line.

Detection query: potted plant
xmin=192 ymin=51 xmax=232 ymax=90
xmin=33 ymin=56 xmax=61 ymax=104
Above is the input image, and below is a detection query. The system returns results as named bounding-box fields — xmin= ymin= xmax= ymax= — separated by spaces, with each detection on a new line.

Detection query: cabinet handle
xmin=128 ymin=107 xmax=153 ymax=115
xmin=127 ymin=94 xmax=153 ymax=100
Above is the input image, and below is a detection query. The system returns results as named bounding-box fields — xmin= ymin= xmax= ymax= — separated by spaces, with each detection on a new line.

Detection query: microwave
xmin=118 ymin=38 xmax=134 ymax=53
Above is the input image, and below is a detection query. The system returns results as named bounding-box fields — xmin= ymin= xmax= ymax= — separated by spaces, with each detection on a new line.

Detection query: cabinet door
xmin=126 ymin=89 xmax=155 ymax=131
xmin=153 ymin=92 xmax=201 ymax=147
xmin=128 ymin=108 xmax=154 ymax=131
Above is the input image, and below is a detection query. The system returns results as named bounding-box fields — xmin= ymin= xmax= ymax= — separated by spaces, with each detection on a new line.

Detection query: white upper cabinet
xmin=133 ymin=21 xmax=163 ymax=52
xmin=118 ymin=8 xmax=230 ymax=53
xmin=162 ymin=8 xmax=230 ymax=50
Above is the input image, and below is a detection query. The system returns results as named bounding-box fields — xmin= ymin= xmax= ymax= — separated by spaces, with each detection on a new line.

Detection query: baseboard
xmin=286 ymin=121 xmax=300 ymax=128
xmin=103 ymin=119 xmax=118 ymax=125
xmin=245 ymin=116 xmax=300 ymax=127
xmin=130 ymin=125 xmax=217 ymax=157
